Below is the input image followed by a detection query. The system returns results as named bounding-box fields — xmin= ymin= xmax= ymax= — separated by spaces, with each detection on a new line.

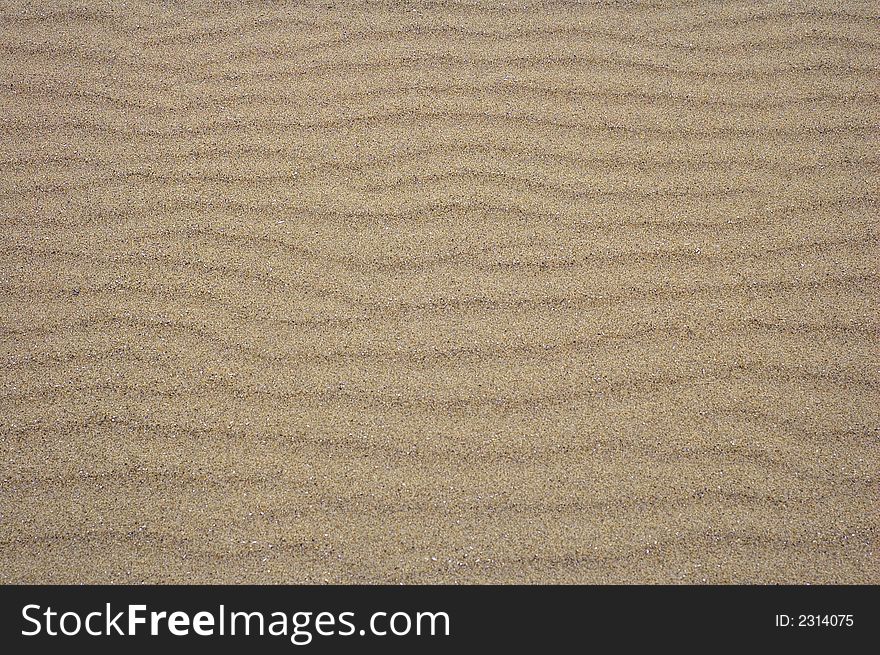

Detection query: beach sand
xmin=0 ymin=0 xmax=877 ymax=583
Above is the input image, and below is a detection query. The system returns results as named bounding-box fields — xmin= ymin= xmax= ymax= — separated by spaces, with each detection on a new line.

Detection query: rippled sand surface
xmin=1 ymin=0 xmax=878 ymax=583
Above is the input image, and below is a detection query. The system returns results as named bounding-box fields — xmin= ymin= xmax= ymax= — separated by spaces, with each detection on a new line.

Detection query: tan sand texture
xmin=1 ymin=0 xmax=878 ymax=584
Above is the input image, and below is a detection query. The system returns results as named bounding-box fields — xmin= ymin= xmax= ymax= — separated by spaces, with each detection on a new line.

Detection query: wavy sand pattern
xmin=1 ymin=0 xmax=878 ymax=583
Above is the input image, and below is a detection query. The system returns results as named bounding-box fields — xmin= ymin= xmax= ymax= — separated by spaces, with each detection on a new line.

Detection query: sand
xmin=0 ymin=0 xmax=877 ymax=584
